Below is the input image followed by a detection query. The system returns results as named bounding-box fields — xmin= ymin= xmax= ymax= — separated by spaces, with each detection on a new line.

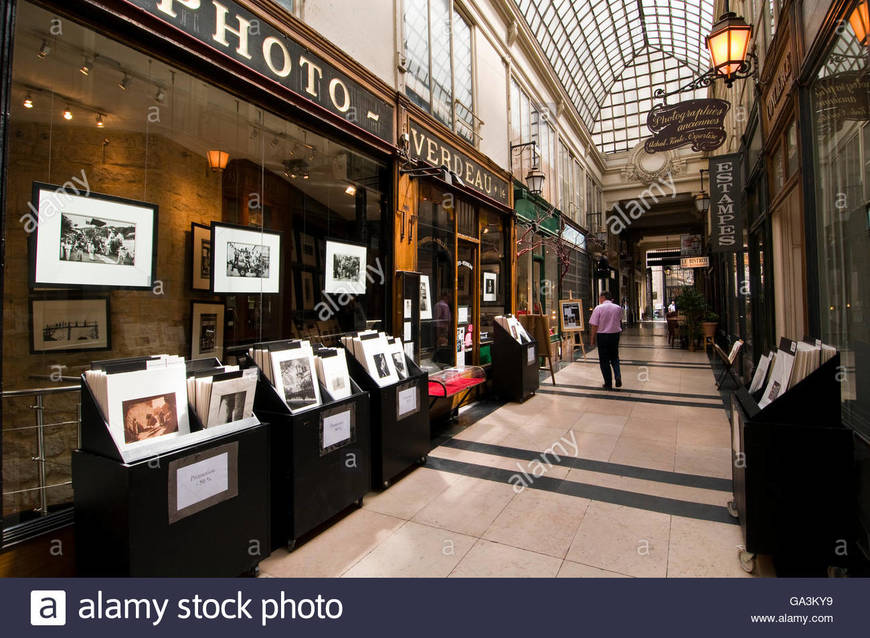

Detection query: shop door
xmin=457 ymin=239 xmax=478 ymax=366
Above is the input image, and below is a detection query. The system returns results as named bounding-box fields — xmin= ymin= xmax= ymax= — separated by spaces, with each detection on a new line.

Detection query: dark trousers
xmin=597 ymin=332 xmax=622 ymax=387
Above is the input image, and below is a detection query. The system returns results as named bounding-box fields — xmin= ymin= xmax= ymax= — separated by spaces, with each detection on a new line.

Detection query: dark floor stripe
xmin=572 ymin=359 xmax=712 ymax=370
xmin=425 ymin=456 xmax=737 ymax=525
xmin=553 ymin=383 xmax=720 ymax=400
xmin=537 ymin=387 xmax=723 ymax=409
xmin=440 ymin=438 xmax=732 ymax=491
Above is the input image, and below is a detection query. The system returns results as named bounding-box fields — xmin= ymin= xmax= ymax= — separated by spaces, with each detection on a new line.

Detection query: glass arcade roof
xmin=514 ymin=0 xmax=716 ymax=154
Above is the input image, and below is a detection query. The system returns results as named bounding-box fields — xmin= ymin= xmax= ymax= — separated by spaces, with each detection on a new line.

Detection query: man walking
xmin=588 ymin=291 xmax=622 ymax=390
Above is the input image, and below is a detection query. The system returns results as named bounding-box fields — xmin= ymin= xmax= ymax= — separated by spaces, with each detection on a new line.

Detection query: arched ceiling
xmin=514 ymin=0 xmax=716 ymax=154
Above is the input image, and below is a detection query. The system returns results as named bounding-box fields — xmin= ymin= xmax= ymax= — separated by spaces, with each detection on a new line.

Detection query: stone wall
xmin=2 ymin=122 xmax=222 ymax=518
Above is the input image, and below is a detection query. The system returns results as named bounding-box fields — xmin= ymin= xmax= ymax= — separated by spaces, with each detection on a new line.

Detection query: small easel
xmin=560 ymin=293 xmax=586 ymax=361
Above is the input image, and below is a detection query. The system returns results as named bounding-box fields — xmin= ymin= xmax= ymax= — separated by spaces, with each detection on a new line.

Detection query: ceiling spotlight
xmin=345 ymin=185 xmax=356 ymax=196
xmin=37 ymin=40 xmax=50 ymax=59
xmin=63 ymin=106 xmax=73 ymax=120
xmin=80 ymin=57 xmax=92 ymax=76
xmin=96 ymin=113 xmax=104 ymax=127
xmin=154 ymin=87 xmax=166 ymax=103
xmin=118 ymin=73 xmax=130 ymax=91
xmin=23 ymin=94 xmax=33 ymax=109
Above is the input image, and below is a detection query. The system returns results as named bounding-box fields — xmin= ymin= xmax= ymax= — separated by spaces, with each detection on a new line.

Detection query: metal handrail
xmin=2 ymin=384 xmax=81 ymax=520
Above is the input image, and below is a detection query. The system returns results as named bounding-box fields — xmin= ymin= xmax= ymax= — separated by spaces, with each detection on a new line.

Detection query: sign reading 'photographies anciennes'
xmin=709 ymin=154 xmax=744 ymax=253
xmin=126 ymin=0 xmax=393 ymax=143
xmin=645 ymin=99 xmax=730 ymax=153
xmin=407 ymin=122 xmax=510 ymax=206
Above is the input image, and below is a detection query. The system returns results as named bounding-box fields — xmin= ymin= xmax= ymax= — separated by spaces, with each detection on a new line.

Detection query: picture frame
xmin=30 ymin=181 xmax=158 ymax=289
xmin=30 ymin=294 xmax=111 ymax=354
xmin=191 ymin=222 xmax=212 ymax=291
xmin=483 ymin=272 xmax=497 ymax=302
xmin=191 ymin=301 xmax=225 ymax=360
xmin=270 ymin=347 xmax=322 ymax=414
xmin=210 ymin=222 xmax=281 ymax=294
xmin=324 ymin=239 xmax=367 ymax=294
xmin=559 ymin=299 xmax=584 ymax=332
xmin=300 ymin=232 xmax=317 ymax=267
xmin=419 ymin=275 xmax=433 ymax=320
xmin=301 ymin=271 xmax=315 ymax=309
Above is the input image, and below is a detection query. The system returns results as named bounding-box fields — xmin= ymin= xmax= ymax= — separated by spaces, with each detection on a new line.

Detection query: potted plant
xmin=674 ymin=286 xmax=706 ymax=351
xmin=702 ymin=310 xmax=719 ymax=340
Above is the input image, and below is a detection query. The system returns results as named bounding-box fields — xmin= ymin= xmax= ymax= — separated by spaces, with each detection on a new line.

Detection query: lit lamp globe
xmin=207 ymin=150 xmax=229 ymax=172
xmin=694 ymin=191 xmax=710 ymax=214
xmin=525 ymin=167 xmax=545 ymax=196
xmin=850 ymin=1 xmax=870 ymax=45
xmin=706 ymin=11 xmax=752 ymax=86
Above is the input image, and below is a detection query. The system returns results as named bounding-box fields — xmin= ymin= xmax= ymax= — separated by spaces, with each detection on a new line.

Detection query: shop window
xmin=456 ymin=198 xmax=477 ymax=237
xmin=786 ymin=120 xmax=798 ymax=179
xmin=2 ymin=2 xmax=390 ymax=530
xmin=480 ymin=209 xmax=507 ymax=338
xmin=403 ymin=0 xmax=475 ymax=143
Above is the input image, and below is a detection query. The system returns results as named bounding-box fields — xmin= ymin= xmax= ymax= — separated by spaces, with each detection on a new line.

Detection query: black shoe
xmin=602 ymin=384 xmax=613 ymax=390
xmin=615 ymin=379 xmax=622 ymax=388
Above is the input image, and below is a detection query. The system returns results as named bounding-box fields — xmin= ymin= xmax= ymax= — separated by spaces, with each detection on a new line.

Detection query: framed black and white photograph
xmin=191 ymin=222 xmax=211 ymax=291
xmin=191 ymin=302 xmax=225 ymax=360
xmin=324 ymin=240 xmax=367 ymax=294
xmin=31 ymin=182 xmax=157 ymax=289
xmin=419 ymin=275 xmax=433 ymax=320
xmin=210 ymin=222 xmax=281 ymax=294
xmin=301 ymin=271 xmax=315 ymax=309
xmin=30 ymin=294 xmax=111 ymax=354
xmin=300 ymin=232 xmax=317 ymax=267
xmin=483 ymin=272 xmax=497 ymax=302
xmin=270 ymin=348 xmax=322 ymax=414
xmin=559 ymin=299 xmax=584 ymax=332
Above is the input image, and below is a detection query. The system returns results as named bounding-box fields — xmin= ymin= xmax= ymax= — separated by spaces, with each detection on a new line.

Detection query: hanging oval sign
xmin=644 ymin=99 xmax=730 ymax=153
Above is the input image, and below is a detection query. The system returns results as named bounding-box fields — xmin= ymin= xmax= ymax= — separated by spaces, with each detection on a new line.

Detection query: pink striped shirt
xmin=589 ymin=300 xmax=623 ymax=334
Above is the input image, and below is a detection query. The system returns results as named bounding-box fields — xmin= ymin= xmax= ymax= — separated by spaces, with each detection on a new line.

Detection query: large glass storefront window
xmin=2 ymin=2 xmax=390 ymax=528
xmin=810 ymin=15 xmax=870 ymax=437
xmin=479 ymin=209 xmax=508 ymax=338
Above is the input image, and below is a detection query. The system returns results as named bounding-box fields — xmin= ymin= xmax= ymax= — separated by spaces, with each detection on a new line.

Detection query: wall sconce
xmin=510 ymin=141 xmax=545 ymax=196
xmin=207 ymin=150 xmax=229 ymax=172
xmin=706 ymin=3 xmax=753 ymax=85
xmin=95 ymin=113 xmax=104 ymax=128
xmin=694 ymin=169 xmax=710 ymax=213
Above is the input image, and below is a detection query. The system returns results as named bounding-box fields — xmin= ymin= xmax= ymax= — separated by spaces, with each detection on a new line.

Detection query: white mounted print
xmin=211 ymin=223 xmax=281 ymax=294
xmin=324 ymin=240 xmax=367 ymax=294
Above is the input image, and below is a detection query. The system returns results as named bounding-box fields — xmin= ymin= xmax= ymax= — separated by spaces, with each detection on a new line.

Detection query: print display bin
xmin=345 ymin=352 xmax=430 ymax=489
xmin=72 ymin=378 xmax=270 ymax=576
xmin=491 ymin=319 xmax=539 ymax=402
xmin=251 ymin=367 xmax=371 ymax=551
xmin=729 ymin=354 xmax=855 ymax=573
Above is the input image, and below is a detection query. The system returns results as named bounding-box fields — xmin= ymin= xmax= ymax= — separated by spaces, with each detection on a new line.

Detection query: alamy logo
xmin=30 ymin=590 xmax=67 ymax=626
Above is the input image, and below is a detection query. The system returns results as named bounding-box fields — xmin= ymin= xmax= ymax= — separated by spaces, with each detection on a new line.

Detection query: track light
xmin=63 ymin=106 xmax=72 ymax=120
xmin=37 ymin=40 xmax=50 ymax=59
xmin=23 ymin=94 xmax=33 ymax=109
xmin=80 ymin=56 xmax=92 ymax=76
xmin=154 ymin=87 xmax=166 ymax=103
xmin=345 ymin=185 xmax=356 ymax=196
xmin=96 ymin=113 xmax=104 ymax=127
xmin=118 ymin=73 xmax=130 ymax=90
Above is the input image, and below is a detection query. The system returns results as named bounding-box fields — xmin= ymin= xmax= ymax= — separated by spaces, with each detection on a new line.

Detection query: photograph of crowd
xmin=333 ymin=254 xmax=361 ymax=282
xmin=226 ymin=241 xmax=270 ymax=278
xmin=122 ymin=392 xmax=179 ymax=444
xmin=59 ymin=213 xmax=135 ymax=266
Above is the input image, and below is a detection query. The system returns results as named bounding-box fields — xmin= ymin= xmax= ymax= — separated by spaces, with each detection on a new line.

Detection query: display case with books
xmin=245 ymin=340 xmax=371 ymax=551
xmin=729 ymin=338 xmax=854 ymax=574
xmin=72 ymin=355 xmax=270 ymax=576
xmin=342 ymin=332 xmax=430 ymax=489
xmin=491 ymin=315 xmax=539 ymax=402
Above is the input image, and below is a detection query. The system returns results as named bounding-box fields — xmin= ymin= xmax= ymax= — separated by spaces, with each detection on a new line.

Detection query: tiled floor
xmin=260 ymin=323 xmax=769 ymax=578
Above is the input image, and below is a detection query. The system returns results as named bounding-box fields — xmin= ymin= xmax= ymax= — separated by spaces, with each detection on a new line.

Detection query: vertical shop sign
xmin=709 ymin=154 xmax=744 ymax=253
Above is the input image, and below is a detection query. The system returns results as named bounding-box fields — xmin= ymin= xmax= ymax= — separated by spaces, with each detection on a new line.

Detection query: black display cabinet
xmin=251 ymin=367 xmax=371 ymax=551
xmin=491 ymin=319 xmax=539 ymax=402
xmin=345 ymin=352 xmax=430 ymax=489
xmin=729 ymin=353 xmax=855 ymax=573
xmin=72 ymin=378 xmax=270 ymax=577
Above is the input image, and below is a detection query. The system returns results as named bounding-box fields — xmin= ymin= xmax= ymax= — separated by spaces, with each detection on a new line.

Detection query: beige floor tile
xmin=675 ymin=444 xmax=732 ymax=479
xmin=557 ymin=560 xmax=631 ymax=578
xmin=343 ymin=521 xmax=475 ymax=577
xmin=609 ymin=435 xmax=676 ymax=472
xmin=566 ymin=501 xmax=671 ymax=577
xmin=629 ymin=402 xmax=681 ymax=420
xmin=573 ymin=412 xmax=628 ymax=436
xmin=449 ymin=539 xmax=562 ymax=577
xmin=498 ymin=425 xmax=575 ymax=454
xmin=412 ymin=475 xmax=516 ymax=536
xmin=676 ymin=404 xmax=727 ymax=421
xmin=676 ymin=422 xmax=731 ymax=449
xmin=667 ymin=516 xmax=752 ymax=577
xmin=260 ymin=509 xmax=405 ymax=577
xmin=362 ymin=467 xmax=461 ymax=520
xmin=582 ymin=398 xmax=634 ymax=416
xmin=483 ymin=489 xmax=590 ymax=558
xmin=452 ymin=418 xmax=515 ymax=444
xmin=621 ymin=417 xmax=678 ymax=444
xmin=565 ymin=467 xmax=625 ymax=490
xmin=569 ymin=432 xmax=620 ymax=461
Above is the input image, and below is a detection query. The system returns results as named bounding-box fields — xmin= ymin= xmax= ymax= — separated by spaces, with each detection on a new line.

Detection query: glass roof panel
xmin=515 ymin=0 xmax=716 ymax=153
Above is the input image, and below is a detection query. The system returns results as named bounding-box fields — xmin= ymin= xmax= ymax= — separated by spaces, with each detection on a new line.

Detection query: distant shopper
xmin=589 ymin=291 xmax=623 ymax=390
